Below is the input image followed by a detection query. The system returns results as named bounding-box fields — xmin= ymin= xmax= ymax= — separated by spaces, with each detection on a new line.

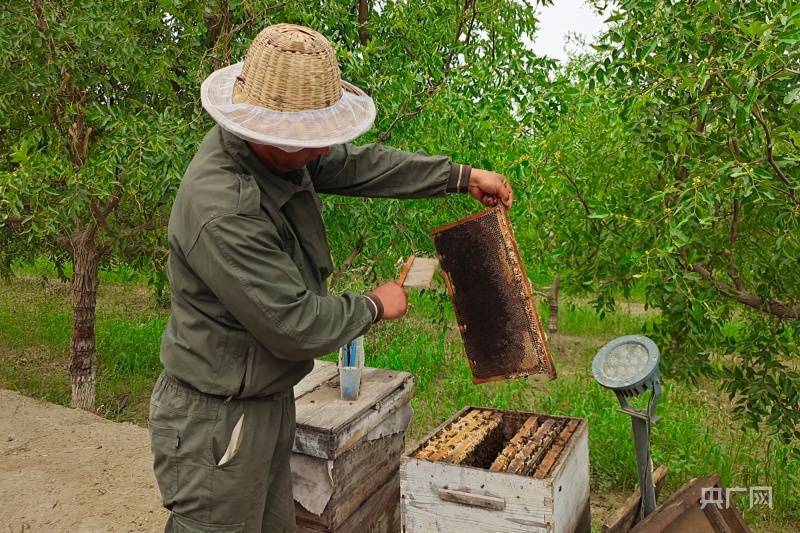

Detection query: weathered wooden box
xmin=292 ymin=361 xmax=413 ymax=532
xmin=401 ymin=406 xmax=590 ymax=533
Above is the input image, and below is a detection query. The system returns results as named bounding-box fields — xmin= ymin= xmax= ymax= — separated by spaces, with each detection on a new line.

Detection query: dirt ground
xmin=0 ymin=389 xmax=168 ymax=532
xmin=0 ymin=388 xmax=643 ymax=533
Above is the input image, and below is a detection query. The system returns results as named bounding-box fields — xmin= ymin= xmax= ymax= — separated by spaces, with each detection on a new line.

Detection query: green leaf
xmin=784 ymin=87 xmax=800 ymax=105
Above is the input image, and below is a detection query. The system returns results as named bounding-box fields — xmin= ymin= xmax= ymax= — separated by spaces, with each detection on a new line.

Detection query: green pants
xmin=149 ymin=372 xmax=297 ymax=533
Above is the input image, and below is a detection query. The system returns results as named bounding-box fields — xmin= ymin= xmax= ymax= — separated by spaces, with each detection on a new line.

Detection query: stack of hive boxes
xmin=291 ymin=361 xmax=413 ymax=532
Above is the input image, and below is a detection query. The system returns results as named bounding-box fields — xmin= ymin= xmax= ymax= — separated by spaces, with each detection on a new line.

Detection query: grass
xmin=0 ymin=270 xmax=797 ymax=531
xmin=0 ymin=274 xmax=168 ymax=422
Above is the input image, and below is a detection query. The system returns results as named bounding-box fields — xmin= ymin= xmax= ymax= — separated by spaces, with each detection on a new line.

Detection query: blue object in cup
xmin=339 ymin=336 xmax=364 ymax=401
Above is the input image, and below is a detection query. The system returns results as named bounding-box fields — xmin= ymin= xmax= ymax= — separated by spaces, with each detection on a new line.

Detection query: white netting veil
xmin=201 ymin=62 xmax=377 ymax=151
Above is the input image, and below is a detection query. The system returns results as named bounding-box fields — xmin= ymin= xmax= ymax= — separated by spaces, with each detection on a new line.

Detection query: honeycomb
xmin=431 ymin=207 xmax=556 ymax=383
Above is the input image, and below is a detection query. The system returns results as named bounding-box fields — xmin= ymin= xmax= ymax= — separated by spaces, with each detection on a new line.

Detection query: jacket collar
xmin=218 ymin=127 xmax=310 ymax=207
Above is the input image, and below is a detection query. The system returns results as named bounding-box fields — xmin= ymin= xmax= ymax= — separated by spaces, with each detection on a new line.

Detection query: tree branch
xmin=559 ymin=165 xmax=590 ymax=216
xmin=31 ymin=0 xmax=56 ymax=60
xmin=378 ymin=0 xmax=477 ymax=143
xmin=680 ymin=252 xmax=799 ymax=319
xmin=727 ymin=198 xmax=743 ymax=291
xmin=377 ymin=1 xmax=474 ymax=143
xmin=118 ymin=213 xmax=169 ymax=239
xmin=715 ymin=71 xmax=796 ymax=203
xmin=89 ymin=192 xmax=122 ymax=230
xmin=759 ymin=67 xmax=800 ymax=85
xmin=376 ymin=96 xmax=424 ymax=143
xmin=57 ymin=234 xmax=72 ymax=252
xmin=463 ymin=0 xmax=479 ymax=48
xmin=206 ymin=0 xmax=233 ymax=70
xmin=751 ymin=105 xmax=793 ymax=194
xmin=443 ymin=0 xmax=477 ymax=74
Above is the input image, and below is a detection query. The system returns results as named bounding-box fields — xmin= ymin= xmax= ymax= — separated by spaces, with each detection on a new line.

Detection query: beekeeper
xmin=149 ymin=23 xmax=513 ymax=533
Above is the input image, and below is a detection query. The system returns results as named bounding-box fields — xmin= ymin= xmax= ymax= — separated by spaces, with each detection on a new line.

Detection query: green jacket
xmin=160 ymin=126 xmax=468 ymax=398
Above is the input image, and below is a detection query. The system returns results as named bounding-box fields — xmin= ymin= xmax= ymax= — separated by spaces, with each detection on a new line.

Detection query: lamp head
xmin=592 ymin=335 xmax=660 ymax=399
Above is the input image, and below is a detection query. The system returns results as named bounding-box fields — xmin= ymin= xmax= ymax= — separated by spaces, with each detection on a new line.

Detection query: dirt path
xmin=0 ymin=389 xmax=168 ymax=532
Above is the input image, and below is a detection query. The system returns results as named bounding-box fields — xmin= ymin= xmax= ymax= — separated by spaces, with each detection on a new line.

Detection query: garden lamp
xmin=592 ymin=335 xmax=661 ymax=519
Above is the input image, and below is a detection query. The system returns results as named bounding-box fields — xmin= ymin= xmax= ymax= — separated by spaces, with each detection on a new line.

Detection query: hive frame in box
xmin=430 ymin=207 xmax=556 ymax=383
xmin=401 ymin=406 xmax=590 ymax=533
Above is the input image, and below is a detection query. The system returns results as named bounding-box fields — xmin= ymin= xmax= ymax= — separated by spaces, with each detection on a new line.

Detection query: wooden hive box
xmin=401 ymin=406 xmax=590 ymax=533
xmin=292 ymin=361 xmax=414 ymax=532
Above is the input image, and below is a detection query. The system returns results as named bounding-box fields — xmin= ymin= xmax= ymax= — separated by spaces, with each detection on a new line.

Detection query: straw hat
xmin=201 ymin=24 xmax=376 ymax=150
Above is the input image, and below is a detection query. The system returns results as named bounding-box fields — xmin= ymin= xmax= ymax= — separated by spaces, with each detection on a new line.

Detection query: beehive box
xmin=292 ymin=361 xmax=413 ymax=532
xmin=401 ymin=406 xmax=590 ymax=533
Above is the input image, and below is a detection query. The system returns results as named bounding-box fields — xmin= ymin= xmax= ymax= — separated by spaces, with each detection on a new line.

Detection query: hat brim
xmin=201 ymin=63 xmax=376 ymax=148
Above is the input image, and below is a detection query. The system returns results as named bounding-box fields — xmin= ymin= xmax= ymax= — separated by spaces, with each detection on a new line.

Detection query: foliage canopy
xmin=1 ymin=0 xmax=798 ymax=444
xmin=533 ymin=0 xmax=800 ymax=444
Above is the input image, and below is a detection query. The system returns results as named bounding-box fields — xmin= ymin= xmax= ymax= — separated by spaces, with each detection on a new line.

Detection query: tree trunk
xmin=69 ymin=224 xmax=100 ymax=412
xmin=548 ymin=274 xmax=559 ymax=334
xmin=358 ymin=0 xmax=370 ymax=45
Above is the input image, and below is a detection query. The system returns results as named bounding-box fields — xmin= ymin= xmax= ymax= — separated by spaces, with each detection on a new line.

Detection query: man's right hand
xmin=370 ymin=282 xmax=408 ymax=320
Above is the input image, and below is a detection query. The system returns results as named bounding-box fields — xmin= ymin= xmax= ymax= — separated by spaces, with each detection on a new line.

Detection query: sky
xmin=529 ymin=0 xmax=610 ymax=61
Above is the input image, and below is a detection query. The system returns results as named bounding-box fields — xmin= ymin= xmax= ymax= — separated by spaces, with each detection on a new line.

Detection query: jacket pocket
xmin=218 ymin=329 xmax=254 ymax=396
xmin=235 ymin=343 xmax=260 ymax=398
xmin=149 ymin=423 xmax=180 ymax=508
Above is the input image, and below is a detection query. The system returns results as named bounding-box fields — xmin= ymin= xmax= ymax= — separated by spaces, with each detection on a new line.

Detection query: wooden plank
xmin=703 ymin=504 xmax=733 ymax=533
xmin=409 ymin=406 xmax=585 ymax=467
xmin=667 ymin=505 xmax=717 ymax=533
xmin=634 ymin=501 xmax=690 ymax=532
xmin=438 ymin=488 xmax=506 ymax=511
xmin=294 ymin=367 xmax=413 ymax=459
xmin=294 ymin=361 xmax=339 ymax=399
xmin=429 ymin=410 xmax=495 ymax=462
xmin=534 ymin=419 xmax=579 ymax=478
xmin=401 ymin=457 xmax=555 ymax=533
xmin=431 ymin=207 xmax=556 ymax=382
xmin=293 ymin=379 xmax=412 ymax=459
xmin=631 ymin=475 xmax=751 ymax=533
xmin=396 ymin=256 xmax=416 ymax=286
xmin=332 ymin=472 xmax=400 ymax=533
xmin=406 ymin=406 xmax=474 ymax=457
xmin=295 ymin=432 xmax=404 ymax=529
xmin=295 ymin=366 xmax=410 ymax=430
xmin=402 ymin=414 xmax=590 ymax=533
xmin=297 ymin=473 xmax=400 ymax=533
xmin=602 ymin=465 xmax=668 ymax=533
xmin=551 ymin=420 xmax=591 ymax=533
xmin=716 ymin=502 xmax=752 ymax=533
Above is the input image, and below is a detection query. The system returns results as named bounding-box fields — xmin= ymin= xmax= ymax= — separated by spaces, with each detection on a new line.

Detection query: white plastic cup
xmin=338 ymin=336 xmax=364 ymax=401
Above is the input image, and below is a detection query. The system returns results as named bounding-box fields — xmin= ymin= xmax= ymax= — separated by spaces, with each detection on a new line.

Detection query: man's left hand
xmin=468 ymin=169 xmax=513 ymax=208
